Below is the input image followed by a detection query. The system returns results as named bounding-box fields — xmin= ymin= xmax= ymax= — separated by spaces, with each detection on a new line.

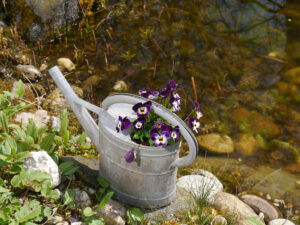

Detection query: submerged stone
xmin=197 ymin=133 xmax=234 ymax=154
xmin=233 ymin=133 xmax=258 ymax=157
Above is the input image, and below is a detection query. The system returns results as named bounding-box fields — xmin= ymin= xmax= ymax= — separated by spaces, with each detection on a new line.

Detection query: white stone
xmin=113 ymin=80 xmax=128 ymax=92
xmin=51 ymin=116 xmax=61 ymax=131
xmin=45 ymin=215 xmax=63 ymax=224
xmin=176 ymin=175 xmax=223 ymax=202
xmin=95 ymin=199 xmax=126 ymax=225
xmin=73 ymin=188 xmax=91 ymax=208
xmin=211 ymin=215 xmax=227 ymax=225
xmin=14 ymin=110 xmax=50 ymax=127
xmin=269 ymin=219 xmax=295 ymax=225
xmin=71 ymin=222 xmax=84 ymax=225
xmin=16 ymin=65 xmax=42 ymax=81
xmin=57 ymin=58 xmax=75 ymax=71
xmin=24 ymin=151 xmax=61 ymax=188
xmin=57 ymin=222 xmax=68 ymax=225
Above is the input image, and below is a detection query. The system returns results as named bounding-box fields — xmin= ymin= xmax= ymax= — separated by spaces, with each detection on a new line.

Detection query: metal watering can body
xmin=48 ymin=66 xmax=198 ymax=208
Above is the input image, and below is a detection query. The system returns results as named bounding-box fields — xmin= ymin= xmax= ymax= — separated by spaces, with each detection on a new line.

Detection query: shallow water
xmin=28 ymin=0 xmax=300 ymax=216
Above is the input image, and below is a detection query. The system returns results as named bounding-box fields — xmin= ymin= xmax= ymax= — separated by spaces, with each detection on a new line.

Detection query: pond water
xmin=5 ymin=0 xmax=300 ymax=219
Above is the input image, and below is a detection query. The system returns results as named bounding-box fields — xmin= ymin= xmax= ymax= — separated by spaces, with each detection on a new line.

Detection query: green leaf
xmin=97 ymin=191 xmax=114 ymax=211
xmin=97 ymin=177 xmax=109 ymax=189
xmin=42 ymin=206 xmax=51 ymax=218
xmin=0 ymin=111 xmax=9 ymax=133
xmin=0 ymin=159 xmax=9 ymax=169
xmin=40 ymin=133 xmax=56 ymax=152
xmin=84 ymin=216 xmax=105 ymax=225
xmin=60 ymin=109 xmax=69 ymax=136
xmin=59 ymin=161 xmax=79 ymax=177
xmin=15 ymin=204 xmax=41 ymax=223
xmin=63 ymin=189 xmax=75 ymax=207
xmin=15 ymin=80 xmax=25 ymax=98
xmin=128 ymin=208 xmax=145 ymax=222
xmin=26 ymin=119 xmax=38 ymax=139
xmin=77 ymin=132 xmax=88 ymax=144
xmin=245 ymin=217 xmax=265 ymax=225
xmin=41 ymin=180 xmax=52 ymax=198
xmin=83 ymin=207 xmax=95 ymax=217
xmin=15 ymin=151 xmax=31 ymax=162
xmin=0 ymin=186 xmax=10 ymax=193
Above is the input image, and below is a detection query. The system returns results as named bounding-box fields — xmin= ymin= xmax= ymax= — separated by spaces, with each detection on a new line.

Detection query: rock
xmin=113 ymin=80 xmax=128 ymax=92
xmin=24 ymin=151 xmax=61 ymax=188
xmin=145 ymin=187 xmax=197 ymax=221
xmin=296 ymin=180 xmax=300 ymax=189
xmin=197 ymin=133 xmax=234 ymax=154
xmin=211 ymin=215 xmax=227 ymax=225
xmin=73 ymin=188 xmax=91 ymax=208
xmin=57 ymin=58 xmax=76 ymax=71
xmin=268 ymin=219 xmax=295 ymax=225
xmin=50 ymin=116 xmax=61 ymax=131
xmin=212 ymin=192 xmax=262 ymax=225
xmin=0 ymin=21 xmax=6 ymax=27
xmin=283 ymin=67 xmax=300 ymax=85
xmin=240 ymin=194 xmax=281 ymax=222
xmin=15 ymin=110 xmax=50 ymax=127
xmin=95 ymin=199 xmax=126 ymax=225
xmin=40 ymin=63 xmax=48 ymax=72
xmin=233 ymin=134 xmax=258 ymax=156
xmin=71 ymin=222 xmax=84 ymax=225
xmin=45 ymin=215 xmax=64 ymax=224
xmin=57 ymin=222 xmax=68 ymax=225
xmin=250 ymin=114 xmax=281 ymax=138
xmin=16 ymin=65 xmax=42 ymax=81
xmin=49 ymin=86 xmax=83 ymax=99
xmin=11 ymin=0 xmax=79 ymax=41
xmin=230 ymin=108 xmax=251 ymax=123
xmin=177 ymin=174 xmax=223 ymax=203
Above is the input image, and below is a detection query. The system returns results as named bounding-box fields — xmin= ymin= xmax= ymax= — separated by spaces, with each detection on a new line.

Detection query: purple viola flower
xmin=124 ymin=151 xmax=136 ymax=163
xmin=133 ymin=117 xmax=145 ymax=130
xmin=166 ymin=80 xmax=178 ymax=90
xmin=170 ymin=126 xmax=180 ymax=142
xmin=132 ymin=101 xmax=152 ymax=117
xmin=151 ymin=122 xmax=171 ymax=133
xmin=116 ymin=116 xmax=131 ymax=133
xmin=187 ymin=117 xmax=200 ymax=133
xmin=138 ymin=88 xmax=159 ymax=99
xmin=151 ymin=131 xmax=170 ymax=147
xmin=194 ymin=100 xmax=203 ymax=119
xmin=159 ymin=87 xmax=171 ymax=99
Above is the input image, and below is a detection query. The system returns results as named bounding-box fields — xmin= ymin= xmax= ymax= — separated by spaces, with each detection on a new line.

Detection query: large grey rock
xmin=197 ymin=133 xmax=234 ymax=154
xmin=24 ymin=151 xmax=61 ymax=188
xmin=95 ymin=199 xmax=126 ymax=225
xmin=268 ymin=219 xmax=295 ymax=225
xmin=240 ymin=194 xmax=282 ymax=222
xmin=212 ymin=192 xmax=263 ymax=225
xmin=177 ymin=174 xmax=223 ymax=203
xmin=73 ymin=188 xmax=91 ymax=208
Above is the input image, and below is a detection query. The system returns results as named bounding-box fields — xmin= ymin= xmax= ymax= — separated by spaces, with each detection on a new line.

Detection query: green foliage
xmin=245 ymin=217 xmax=264 ymax=225
xmin=59 ymin=161 xmax=79 ymax=177
xmin=15 ymin=80 xmax=25 ymax=98
xmin=126 ymin=208 xmax=145 ymax=225
xmin=63 ymin=189 xmax=76 ymax=208
xmin=82 ymin=207 xmax=105 ymax=225
xmin=96 ymin=177 xmax=114 ymax=211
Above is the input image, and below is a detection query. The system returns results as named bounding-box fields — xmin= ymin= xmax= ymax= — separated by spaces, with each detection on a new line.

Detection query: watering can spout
xmin=48 ymin=66 xmax=105 ymax=150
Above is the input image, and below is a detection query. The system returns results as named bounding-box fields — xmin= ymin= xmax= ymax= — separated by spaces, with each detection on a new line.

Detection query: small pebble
xmin=274 ymin=199 xmax=285 ymax=204
xmin=266 ymin=194 xmax=272 ymax=200
xmin=274 ymin=203 xmax=280 ymax=207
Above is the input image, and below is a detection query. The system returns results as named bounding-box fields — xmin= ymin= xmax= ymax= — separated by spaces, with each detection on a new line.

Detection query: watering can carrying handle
xmin=101 ymin=94 xmax=198 ymax=168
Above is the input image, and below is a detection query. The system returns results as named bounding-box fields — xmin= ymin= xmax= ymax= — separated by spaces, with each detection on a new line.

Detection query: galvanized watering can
xmin=49 ymin=66 xmax=198 ymax=208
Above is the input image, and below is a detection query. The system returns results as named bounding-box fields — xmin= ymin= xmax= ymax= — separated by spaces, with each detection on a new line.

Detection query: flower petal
xmin=124 ymin=151 xmax=135 ymax=163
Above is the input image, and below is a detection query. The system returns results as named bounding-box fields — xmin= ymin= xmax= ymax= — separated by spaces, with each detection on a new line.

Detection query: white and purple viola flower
xmin=138 ymin=88 xmax=159 ymax=99
xmin=170 ymin=125 xmax=180 ymax=142
xmin=132 ymin=101 xmax=152 ymax=117
xmin=150 ymin=130 xmax=170 ymax=147
xmin=133 ymin=117 xmax=146 ymax=130
xmin=116 ymin=116 xmax=131 ymax=132
xmin=160 ymin=80 xmax=178 ymax=99
xmin=187 ymin=117 xmax=200 ymax=133
xmin=169 ymin=91 xmax=181 ymax=112
xmin=194 ymin=100 xmax=203 ymax=119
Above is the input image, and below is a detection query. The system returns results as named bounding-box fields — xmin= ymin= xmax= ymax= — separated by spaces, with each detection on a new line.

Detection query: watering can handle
xmin=101 ymin=94 xmax=198 ymax=168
